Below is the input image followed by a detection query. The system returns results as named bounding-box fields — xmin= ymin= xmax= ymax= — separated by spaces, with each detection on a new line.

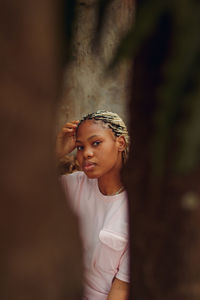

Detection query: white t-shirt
xmin=61 ymin=171 xmax=130 ymax=300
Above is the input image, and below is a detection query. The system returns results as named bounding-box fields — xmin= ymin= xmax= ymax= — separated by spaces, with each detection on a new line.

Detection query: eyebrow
xmin=76 ymin=135 xmax=102 ymax=143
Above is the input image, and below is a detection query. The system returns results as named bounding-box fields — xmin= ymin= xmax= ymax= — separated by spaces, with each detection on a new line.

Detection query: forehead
xmin=76 ymin=120 xmax=114 ymax=140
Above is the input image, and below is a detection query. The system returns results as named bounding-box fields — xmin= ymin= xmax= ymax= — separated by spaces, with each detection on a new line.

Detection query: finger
xmin=62 ymin=123 xmax=78 ymax=129
xmin=62 ymin=128 xmax=75 ymax=132
xmin=64 ymin=120 xmax=79 ymax=125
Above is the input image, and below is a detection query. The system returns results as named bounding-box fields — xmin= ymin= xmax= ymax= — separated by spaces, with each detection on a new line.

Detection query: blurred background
xmin=0 ymin=0 xmax=200 ymax=299
xmin=56 ymin=0 xmax=133 ymax=129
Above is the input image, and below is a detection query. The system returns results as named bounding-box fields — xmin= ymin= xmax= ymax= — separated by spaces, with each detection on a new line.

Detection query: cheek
xmin=100 ymin=144 xmax=118 ymax=160
xmin=108 ymin=142 xmax=118 ymax=154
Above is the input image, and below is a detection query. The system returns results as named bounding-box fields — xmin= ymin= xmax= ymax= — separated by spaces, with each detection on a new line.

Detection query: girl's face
xmin=76 ymin=120 xmax=125 ymax=179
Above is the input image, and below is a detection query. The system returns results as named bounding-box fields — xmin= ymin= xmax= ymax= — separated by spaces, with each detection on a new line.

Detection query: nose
xmin=83 ymin=146 xmax=93 ymax=159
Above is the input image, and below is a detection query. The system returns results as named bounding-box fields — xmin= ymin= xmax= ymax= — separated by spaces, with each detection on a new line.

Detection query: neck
xmin=97 ymin=162 xmax=123 ymax=196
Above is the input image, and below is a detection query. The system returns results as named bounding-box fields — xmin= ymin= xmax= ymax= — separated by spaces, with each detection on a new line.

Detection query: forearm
xmin=107 ymin=278 xmax=129 ymax=300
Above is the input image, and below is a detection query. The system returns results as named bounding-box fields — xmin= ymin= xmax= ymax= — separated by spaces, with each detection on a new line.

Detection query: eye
xmin=77 ymin=145 xmax=84 ymax=151
xmin=93 ymin=141 xmax=101 ymax=147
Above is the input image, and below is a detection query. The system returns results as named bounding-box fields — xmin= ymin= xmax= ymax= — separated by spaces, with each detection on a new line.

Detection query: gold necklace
xmin=109 ymin=186 xmax=125 ymax=196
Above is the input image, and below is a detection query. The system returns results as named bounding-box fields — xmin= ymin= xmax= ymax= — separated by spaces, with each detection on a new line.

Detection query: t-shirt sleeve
xmin=115 ymin=246 xmax=130 ymax=283
xmin=59 ymin=171 xmax=84 ymax=212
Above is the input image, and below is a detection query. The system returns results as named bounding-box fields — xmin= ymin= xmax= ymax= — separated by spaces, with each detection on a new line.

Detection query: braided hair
xmin=77 ymin=110 xmax=129 ymax=163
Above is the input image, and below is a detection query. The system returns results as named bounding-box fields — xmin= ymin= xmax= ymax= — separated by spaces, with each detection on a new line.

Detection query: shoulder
xmin=60 ymin=171 xmax=95 ymax=195
xmin=60 ymin=171 xmax=95 ymax=212
xmin=61 ymin=171 xmax=87 ymax=186
xmin=61 ymin=170 xmax=85 ymax=180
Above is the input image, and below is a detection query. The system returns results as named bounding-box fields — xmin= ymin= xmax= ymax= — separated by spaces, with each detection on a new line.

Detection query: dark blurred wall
xmin=125 ymin=2 xmax=200 ymax=299
xmin=0 ymin=1 xmax=83 ymax=299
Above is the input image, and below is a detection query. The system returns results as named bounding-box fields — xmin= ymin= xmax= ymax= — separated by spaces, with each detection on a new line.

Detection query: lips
xmin=83 ymin=161 xmax=96 ymax=171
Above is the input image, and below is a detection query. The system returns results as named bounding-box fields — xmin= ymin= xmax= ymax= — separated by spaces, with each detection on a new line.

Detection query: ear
xmin=116 ymin=136 xmax=126 ymax=152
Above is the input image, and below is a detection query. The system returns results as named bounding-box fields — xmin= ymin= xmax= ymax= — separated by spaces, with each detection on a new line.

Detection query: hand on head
xmin=56 ymin=120 xmax=79 ymax=159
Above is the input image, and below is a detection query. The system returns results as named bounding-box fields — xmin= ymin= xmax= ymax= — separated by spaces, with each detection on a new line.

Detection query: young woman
xmin=56 ymin=110 xmax=130 ymax=300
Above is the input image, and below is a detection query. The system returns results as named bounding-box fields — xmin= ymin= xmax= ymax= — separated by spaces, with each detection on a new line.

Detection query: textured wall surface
xmin=56 ymin=0 xmax=134 ymax=129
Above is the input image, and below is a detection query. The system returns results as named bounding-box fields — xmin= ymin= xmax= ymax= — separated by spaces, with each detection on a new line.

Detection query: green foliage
xmin=109 ymin=0 xmax=169 ymax=68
